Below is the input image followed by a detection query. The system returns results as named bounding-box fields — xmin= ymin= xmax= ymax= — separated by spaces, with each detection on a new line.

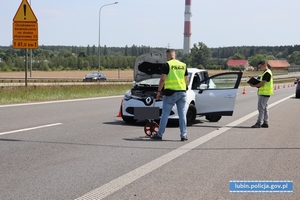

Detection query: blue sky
xmin=2 ymin=0 xmax=300 ymax=49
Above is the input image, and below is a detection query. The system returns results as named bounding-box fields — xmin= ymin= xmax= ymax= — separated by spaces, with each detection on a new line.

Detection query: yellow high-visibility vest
xmin=258 ymin=69 xmax=273 ymax=96
xmin=164 ymin=59 xmax=186 ymax=90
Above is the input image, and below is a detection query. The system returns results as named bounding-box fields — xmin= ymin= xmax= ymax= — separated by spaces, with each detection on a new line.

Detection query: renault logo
xmin=145 ymin=96 xmax=153 ymax=105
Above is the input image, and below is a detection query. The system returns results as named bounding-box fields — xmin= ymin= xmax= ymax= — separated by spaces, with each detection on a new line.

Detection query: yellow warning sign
xmin=13 ymin=0 xmax=38 ymax=22
xmin=13 ymin=22 xmax=38 ymax=40
xmin=13 ymin=40 xmax=38 ymax=49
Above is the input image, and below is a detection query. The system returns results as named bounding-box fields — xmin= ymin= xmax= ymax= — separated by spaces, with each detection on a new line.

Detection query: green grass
xmin=0 ymin=84 xmax=132 ymax=105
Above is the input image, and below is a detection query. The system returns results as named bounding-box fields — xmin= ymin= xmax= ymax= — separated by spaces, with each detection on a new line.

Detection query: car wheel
xmin=186 ymin=104 xmax=196 ymax=126
xmin=296 ymin=93 xmax=300 ymax=98
xmin=205 ymin=115 xmax=222 ymax=122
xmin=121 ymin=106 xmax=137 ymax=123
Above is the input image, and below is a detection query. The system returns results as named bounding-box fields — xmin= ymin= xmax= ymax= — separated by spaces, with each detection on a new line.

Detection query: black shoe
xmin=151 ymin=134 xmax=162 ymax=140
xmin=261 ymin=123 xmax=269 ymax=128
xmin=251 ymin=123 xmax=261 ymax=128
xmin=181 ymin=137 xmax=188 ymax=141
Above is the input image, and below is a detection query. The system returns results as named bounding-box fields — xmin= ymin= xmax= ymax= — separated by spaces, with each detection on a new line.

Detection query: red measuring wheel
xmin=144 ymin=121 xmax=159 ymax=137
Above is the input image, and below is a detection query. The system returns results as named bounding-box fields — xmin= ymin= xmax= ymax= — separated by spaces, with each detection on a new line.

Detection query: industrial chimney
xmin=183 ymin=0 xmax=192 ymax=54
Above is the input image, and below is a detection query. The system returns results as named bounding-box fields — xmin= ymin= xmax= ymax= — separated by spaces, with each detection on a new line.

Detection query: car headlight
xmin=124 ymin=90 xmax=132 ymax=100
xmin=93 ymin=77 xmax=97 ymax=79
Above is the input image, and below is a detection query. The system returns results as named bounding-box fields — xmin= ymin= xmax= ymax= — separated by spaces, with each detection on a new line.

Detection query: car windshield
xmin=87 ymin=72 xmax=98 ymax=76
xmin=138 ymin=78 xmax=160 ymax=86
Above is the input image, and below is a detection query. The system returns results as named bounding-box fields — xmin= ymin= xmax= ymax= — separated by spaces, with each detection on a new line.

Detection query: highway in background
xmin=0 ymin=71 xmax=300 ymax=86
xmin=0 ymin=85 xmax=299 ymax=199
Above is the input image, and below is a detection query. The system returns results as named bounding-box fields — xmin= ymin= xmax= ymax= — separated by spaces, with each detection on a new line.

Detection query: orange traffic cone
xmin=277 ymin=85 xmax=280 ymax=89
xmin=242 ymin=87 xmax=246 ymax=94
xmin=117 ymin=99 xmax=123 ymax=117
xmin=283 ymin=84 xmax=285 ymax=88
xmin=274 ymin=85 xmax=276 ymax=90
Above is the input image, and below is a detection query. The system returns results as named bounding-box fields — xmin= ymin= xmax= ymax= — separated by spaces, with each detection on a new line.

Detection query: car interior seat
xmin=192 ymin=74 xmax=200 ymax=89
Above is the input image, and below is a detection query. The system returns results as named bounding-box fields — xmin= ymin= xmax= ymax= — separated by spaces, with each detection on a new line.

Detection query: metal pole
xmin=30 ymin=0 xmax=32 ymax=77
xmin=98 ymin=2 xmax=118 ymax=72
xmin=25 ymin=49 xmax=28 ymax=86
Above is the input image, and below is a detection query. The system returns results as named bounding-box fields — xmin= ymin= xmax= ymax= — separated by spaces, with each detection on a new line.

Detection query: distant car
xmin=83 ymin=72 xmax=106 ymax=82
xmin=295 ymin=78 xmax=300 ymax=98
xmin=120 ymin=52 xmax=243 ymax=126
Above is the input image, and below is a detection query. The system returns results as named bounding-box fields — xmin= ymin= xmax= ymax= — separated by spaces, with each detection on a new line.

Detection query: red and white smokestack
xmin=183 ymin=0 xmax=192 ymax=54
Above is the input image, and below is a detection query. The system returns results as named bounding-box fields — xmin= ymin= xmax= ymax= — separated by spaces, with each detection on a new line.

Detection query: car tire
xmin=296 ymin=93 xmax=300 ymax=98
xmin=205 ymin=115 xmax=222 ymax=122
xmin=121 ymin=106 xmax=138 ymax=123
xmin=186 ymin=104 xmax=196 ymax=126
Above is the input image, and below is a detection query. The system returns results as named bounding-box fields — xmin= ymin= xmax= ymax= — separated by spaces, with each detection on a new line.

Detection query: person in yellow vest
xmin=151 ymin=49 xmax=188 ymax=141
xmin=249 ymin=60 xmax=273 ymax=128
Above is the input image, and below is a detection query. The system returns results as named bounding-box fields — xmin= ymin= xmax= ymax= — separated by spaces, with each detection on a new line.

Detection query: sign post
xmin=12 ymin=0 xmax=38 ymax=86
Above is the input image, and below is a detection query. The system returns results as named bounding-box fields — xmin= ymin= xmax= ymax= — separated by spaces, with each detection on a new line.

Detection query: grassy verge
xmin=0 ymin=84 xmax=132 ymax=105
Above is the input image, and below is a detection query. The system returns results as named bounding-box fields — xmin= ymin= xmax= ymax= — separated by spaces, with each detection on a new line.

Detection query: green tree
xmin=91 ymin=45 xmax=97 ymax=56
xmin=78 ymin=51 xmax=87 ymax=58
xmin=59 ymin=50 xmax=73 ymax=58
xmin=131 ymin=45 xmax=138 ymax=56
xmin=124 ymin=45 xmax=128 ymax=56
xmin=180 ymin=53 xmax=192 ymax=68
xmin=190 ymin=42 xmax=212 ymax=68
xmin=232 ymin=53 xmax=245 ymax=60
xmin=103 ymin=45 xmax=108 ymax=56
xmin=287 ymin=51 xmax=300 ymax=65
xmin=87 ymin=45 xmax=91 ymax=56
xmin=248 ymin=54 xmax=270 ymax=70
xmin=38 ymin=62 xmax=51 ymax=71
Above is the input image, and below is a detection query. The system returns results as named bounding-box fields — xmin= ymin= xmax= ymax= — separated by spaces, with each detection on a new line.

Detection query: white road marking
xmin=0 ymin=123 xmax=63 ymax=136
xmin=75 ymin=94 xmax=294 ymax=200
xmin=0 ymin=96 xmax=122 ymax=108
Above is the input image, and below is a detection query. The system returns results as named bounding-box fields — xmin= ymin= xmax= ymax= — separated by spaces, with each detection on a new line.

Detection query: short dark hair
xmin=258 ymin=60 xmax=266 ymax=65
xmin=166 ymin=49 xmax=175 ymax=53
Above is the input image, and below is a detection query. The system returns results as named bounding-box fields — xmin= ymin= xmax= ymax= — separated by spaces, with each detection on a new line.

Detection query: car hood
xmin=134 ymin=53 xmax=167 ymax=82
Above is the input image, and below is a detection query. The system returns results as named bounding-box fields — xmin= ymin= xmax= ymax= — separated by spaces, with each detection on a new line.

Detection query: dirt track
xmin=0 ymin=69 xmax=228 ymax=79
xmin=0 ymin=70 xmax=134 ymax=80
xmin=1 ymin=70 xmax=294 ymax=80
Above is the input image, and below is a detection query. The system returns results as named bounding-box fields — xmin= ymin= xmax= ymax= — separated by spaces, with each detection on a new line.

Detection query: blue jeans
xmin=157 ymin=91 xmax=187 ymax=138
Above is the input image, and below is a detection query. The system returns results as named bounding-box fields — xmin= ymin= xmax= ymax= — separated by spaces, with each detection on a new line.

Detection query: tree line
xmin=0 ymin=43 xmax=300 ymax=72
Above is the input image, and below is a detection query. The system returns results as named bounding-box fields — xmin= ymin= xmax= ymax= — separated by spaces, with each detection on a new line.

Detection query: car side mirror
xmin=200 ymin=84 xmax=208 ymax=90
xmin=198 ymin=84 xmax=208 ymax=94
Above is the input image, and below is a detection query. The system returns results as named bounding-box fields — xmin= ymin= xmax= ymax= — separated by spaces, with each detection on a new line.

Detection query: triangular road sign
xmin=13 ymin=0 xmax=38 ymax=22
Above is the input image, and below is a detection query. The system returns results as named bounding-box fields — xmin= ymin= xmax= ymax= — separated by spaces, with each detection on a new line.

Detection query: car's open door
xmin=195 ymin=72 xmax=243 ymax=116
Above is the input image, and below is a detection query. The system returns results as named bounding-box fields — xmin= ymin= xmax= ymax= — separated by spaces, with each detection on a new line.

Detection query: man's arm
xmin=250 ymin=72 xmax=270 ymax=88
xmin=251 ymin=80 xmax=267 ymax=88
xmin=158 ymin=74 xmax=166 ymax=92
xmin=156 ymin=74 xmax=166 ymax=100
xmin=185 ymin=75 xmax=188 ymax=89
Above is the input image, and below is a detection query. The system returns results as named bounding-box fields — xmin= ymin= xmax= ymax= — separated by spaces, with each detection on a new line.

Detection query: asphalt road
xmin=0 ymin=84 xmax=299 ymax=200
